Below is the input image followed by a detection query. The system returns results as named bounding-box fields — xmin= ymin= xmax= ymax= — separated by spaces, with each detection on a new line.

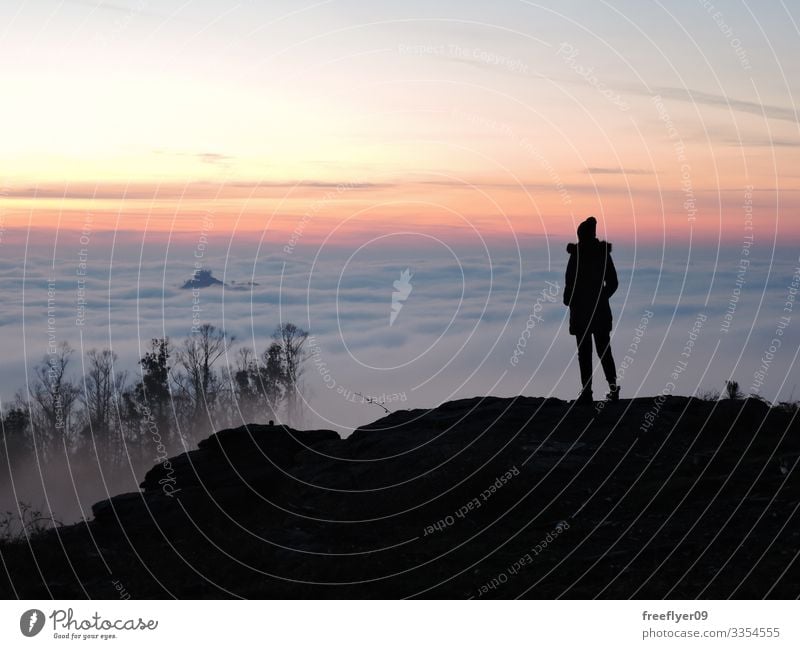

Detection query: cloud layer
xmin=3 ymin=230 xmax=797 ymax=438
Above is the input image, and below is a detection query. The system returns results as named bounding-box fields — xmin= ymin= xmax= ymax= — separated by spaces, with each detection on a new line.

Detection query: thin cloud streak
xmin=624 ymin=83 xmax=800 ymax=124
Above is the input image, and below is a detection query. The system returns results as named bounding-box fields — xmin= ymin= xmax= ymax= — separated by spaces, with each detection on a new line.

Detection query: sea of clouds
xmin=1 ymin=225 xmax=798 ymax=523
xmin=3 ymin=228 xmax=798 ymax=437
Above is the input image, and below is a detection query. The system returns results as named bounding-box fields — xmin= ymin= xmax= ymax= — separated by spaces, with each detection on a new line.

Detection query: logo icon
xmin=390 ymin=268 xmax=413 ymax=326
xmin=20 ymin=609 xmax=45 ymax=637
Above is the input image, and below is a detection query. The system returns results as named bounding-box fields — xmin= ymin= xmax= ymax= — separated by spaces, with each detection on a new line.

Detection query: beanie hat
xmin=577 ymin=216 xmax=597 ymax=241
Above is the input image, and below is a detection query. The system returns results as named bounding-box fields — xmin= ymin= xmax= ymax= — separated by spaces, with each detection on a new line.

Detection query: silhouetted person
xmin=563 ymin=216 xmax=619 ymax=405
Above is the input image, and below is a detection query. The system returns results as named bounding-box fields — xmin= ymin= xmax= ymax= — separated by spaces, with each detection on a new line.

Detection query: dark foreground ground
xmin=1 ymin=395 xmax=799 ymax=598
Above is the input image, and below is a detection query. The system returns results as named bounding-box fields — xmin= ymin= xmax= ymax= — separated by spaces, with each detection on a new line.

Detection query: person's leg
xmin=576 ymin=331 xmax=593 ymax=398
xmin=593 ymin=330 xmax=619 ymax=399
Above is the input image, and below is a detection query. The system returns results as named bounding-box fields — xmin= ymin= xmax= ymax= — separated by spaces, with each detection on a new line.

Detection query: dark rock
xmin=4 ymin=396 xmax=800 ymax=599
xmin=181 ymin=268 xmax=224 ymax=289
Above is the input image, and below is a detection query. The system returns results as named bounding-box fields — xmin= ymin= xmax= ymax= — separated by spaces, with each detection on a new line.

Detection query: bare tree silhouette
xmin=273 ymin=323 xmax=308 ymax=426
xmin=31 ymin=342 xmax=80 ymax=458
xmin=175 ymin=323 xmax=235 ymax=437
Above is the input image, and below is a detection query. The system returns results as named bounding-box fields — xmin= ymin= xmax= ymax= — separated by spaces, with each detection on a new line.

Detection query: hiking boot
xmin=575 ymin=389 xmax=594 ymax=406
xmin=605 ymin=384 xmax=620 ymax=402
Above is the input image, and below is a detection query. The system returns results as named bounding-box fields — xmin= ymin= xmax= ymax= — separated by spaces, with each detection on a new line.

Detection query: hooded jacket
xmin=563 ymin=239 xmax=618 ymax=334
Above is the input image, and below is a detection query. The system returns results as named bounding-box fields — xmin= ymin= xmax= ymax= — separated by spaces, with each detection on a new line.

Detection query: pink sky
xmin=1 ymin=2 xmax=797 ymax=246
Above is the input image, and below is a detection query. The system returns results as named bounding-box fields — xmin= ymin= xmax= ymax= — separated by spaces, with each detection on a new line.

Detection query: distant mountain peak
xmin=181 ymin=268 xmax=224 ymax=289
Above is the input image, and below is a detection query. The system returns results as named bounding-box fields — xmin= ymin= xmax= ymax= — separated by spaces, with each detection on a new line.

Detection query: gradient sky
xmin=4 ymin=0 xmax=800 ymax=526
xmin=0 ymin=0 xmax=798 ymax=428
xmin=1 ymin=0 xmax=798 ymax=244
